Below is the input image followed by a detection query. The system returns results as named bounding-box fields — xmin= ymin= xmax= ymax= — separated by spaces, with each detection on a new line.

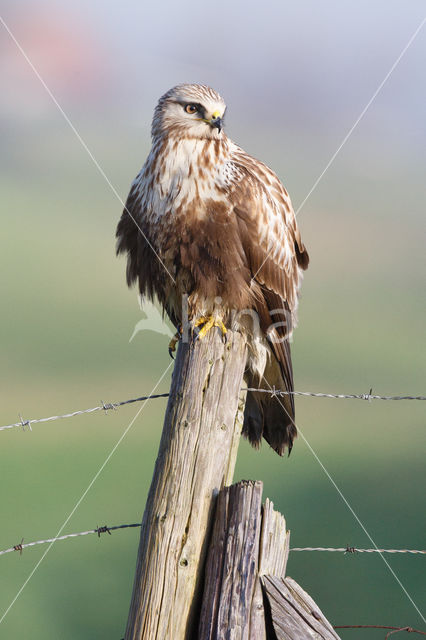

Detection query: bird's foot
xmin=194 ymin=316 xmax=227 ymax=342
xmin=168 ymin=327 xmax=182 ymax=359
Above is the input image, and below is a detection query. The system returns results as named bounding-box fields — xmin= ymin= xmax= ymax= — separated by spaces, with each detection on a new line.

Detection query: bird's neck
xmin=152 ymin=134 xmax=230 ymax=171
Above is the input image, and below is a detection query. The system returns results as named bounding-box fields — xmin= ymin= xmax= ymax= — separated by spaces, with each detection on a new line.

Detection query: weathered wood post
xmin=124 ymin=329 xmax=247 ymax=640
xmin=199 ymin=481 xmax=341 ymax=640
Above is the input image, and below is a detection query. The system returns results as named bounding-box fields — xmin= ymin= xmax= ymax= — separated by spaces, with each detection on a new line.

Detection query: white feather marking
xmin=140 ymin=138 xmax=232 ymax=221
xmin=247 ymin=335 xmax=271 ymax=380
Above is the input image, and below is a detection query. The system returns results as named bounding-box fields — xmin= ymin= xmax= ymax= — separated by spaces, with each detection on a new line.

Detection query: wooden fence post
xmin=124 ymin=329 xmax=247 ymax=640
xmin=198 ymin=481 xmax=341 ymax=640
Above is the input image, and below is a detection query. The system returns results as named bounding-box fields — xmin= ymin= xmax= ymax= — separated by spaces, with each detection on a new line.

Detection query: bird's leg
xmin=168 ymin=326 xmax=182 ymax=359
xmin=195 ymin=316 xmax=215 ymax=339
xmin=193 ymin=316 xmax=208 ymax=329
xmin=194 ymin=316 xmax=227 ymax=342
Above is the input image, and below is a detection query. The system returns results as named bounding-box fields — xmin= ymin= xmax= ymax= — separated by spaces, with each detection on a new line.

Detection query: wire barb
xmin=13 ymin=539 xmax=24 ymax=556
xmin=361 ymin=387 xmax=374 ymax=401
xmin=101 ymin=401 xmax=116 ymax=414
xmin=18 ymin=414 xmax=32 ymax=432
xmin=345 ymin=545 xmax=357 ymax=554
xmin=96 ymin=525 xmax=111 ymax=537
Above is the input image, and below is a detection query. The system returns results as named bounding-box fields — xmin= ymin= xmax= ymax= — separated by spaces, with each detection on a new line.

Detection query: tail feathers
xmin=242 ymin=362 xmax=297 ymax=456
xmin=243 ymin=389 xmax=296 ymax=456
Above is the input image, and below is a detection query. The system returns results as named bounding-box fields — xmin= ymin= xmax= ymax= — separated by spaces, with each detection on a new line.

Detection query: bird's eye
xmin=184 ymin=104 xmax=198 ymax=114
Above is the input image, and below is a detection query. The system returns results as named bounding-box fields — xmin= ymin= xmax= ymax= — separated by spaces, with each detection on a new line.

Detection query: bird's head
xmin=151 ymin=84 xmax=226 ymax=141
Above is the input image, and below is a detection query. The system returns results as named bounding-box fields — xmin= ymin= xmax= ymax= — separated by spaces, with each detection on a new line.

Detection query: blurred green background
xmin=1 ymin=1 xmax=425 ymax=637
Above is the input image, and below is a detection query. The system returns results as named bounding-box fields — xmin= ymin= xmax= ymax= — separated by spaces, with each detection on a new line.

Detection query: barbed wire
xmin=0 ymin=393 xmax=170 ymax=433
xmin=1 ymin=522 xmax=424 ymax=558
xmin=334 ymin=625 xmax=426 ymax=638
xmin=291 ymin=546 xmax=426 ymax=555
xmin=1 ymin=387 xmax=424 ymax=433
xmin=0 ymin=524 xmax=141 ymax=557
xmin=246 ymin=388 xmax=426 ymax=402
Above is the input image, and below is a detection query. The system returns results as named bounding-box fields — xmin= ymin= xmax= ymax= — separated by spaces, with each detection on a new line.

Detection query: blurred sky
xmin=2 ymin=1 xmax=425 ymax=139
xmin=1 ymin=1 xmax=425 ymax=245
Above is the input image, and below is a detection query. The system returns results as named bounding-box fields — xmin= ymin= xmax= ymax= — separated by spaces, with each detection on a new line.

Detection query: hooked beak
xmin=210 ymin=116 xmax=223 ymax=133
xmin=209 ymin=110 xmax=223 ymax=133
xmin=197 ymin=110 xmax=224 ymax=133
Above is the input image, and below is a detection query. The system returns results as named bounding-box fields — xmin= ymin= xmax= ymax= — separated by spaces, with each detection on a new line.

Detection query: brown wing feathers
xmin=232 ymin=160 xmax=309 ymax=455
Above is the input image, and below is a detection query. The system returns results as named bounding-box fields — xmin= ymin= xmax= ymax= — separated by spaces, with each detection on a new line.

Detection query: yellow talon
xmin=194 ymin=316 xmax=227 ymax=340
xmin=194 ymin=316 xmax=208 ymax=328
xmin=197 ymin=317 xmax=215 ymax=339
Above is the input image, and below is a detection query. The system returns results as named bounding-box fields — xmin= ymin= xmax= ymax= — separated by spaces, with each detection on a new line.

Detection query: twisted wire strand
xmin=245 ymin=388 xmax=426 ymax=401
xmin=1 ymin=523 xmax=424 ymax=558
xmin=1 ymin=388 xmax=424 ymax=433
xmin=291 ymin=546 xmax=426 ymax=555
xmin=333 ymin=625 xmax=426 ymax=637
xmin=0 ymin=524 xmax=141 ymax=557
xmin=0 ymin=394 xmax=170 ymax=432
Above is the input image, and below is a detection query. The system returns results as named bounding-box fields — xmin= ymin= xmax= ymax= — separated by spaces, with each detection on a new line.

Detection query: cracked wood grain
xmin=124 ymin=329 xmax=247 ymax=640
